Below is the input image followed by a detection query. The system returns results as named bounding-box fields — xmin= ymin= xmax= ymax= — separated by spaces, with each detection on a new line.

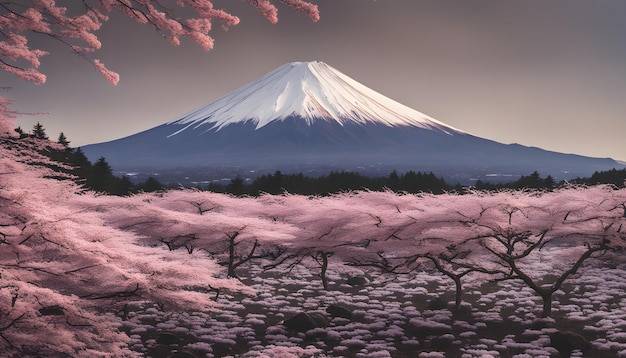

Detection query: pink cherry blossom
xmin=0 ymin=0 xmax=320 ymax=125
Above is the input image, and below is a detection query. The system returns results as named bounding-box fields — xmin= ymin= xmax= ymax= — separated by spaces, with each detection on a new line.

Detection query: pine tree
xmin=227 ymin=177 xmax=245 ymax=195
xmin=88 ymin=157 xmax=116 ymax=193
xmin=137 ymin=177 xmax=164 ymax=193
xmin=388 ymin=170 xmax=400 ymax=191
xmin=544 ymin=175 xmax=556 ymax=190
xmin=114 ymin=176 xmax=135 ymax=196
xmin=68 ymin=148 xmax=93 ymax=185
xmin=57 ymin=132 xmax=70 ymax=148
xmin=32 ymin=122 xmax=48 ymax=140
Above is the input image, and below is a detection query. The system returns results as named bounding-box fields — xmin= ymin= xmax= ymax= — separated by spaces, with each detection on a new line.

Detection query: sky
xmin=4 ymin=0 xmax=626 ymax=161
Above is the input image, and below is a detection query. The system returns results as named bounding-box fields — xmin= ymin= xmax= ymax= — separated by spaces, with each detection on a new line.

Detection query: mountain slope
xmin=82 ymin=61 xmax=622 ymax=184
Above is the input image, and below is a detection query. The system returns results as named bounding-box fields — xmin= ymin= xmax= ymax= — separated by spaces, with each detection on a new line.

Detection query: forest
xmin=1 ymin=130 xmax=625 ymax=357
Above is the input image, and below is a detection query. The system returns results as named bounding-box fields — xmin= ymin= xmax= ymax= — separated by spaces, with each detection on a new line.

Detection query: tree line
xmin=207 ymin=168 xmax=626 ymax=196
xmin=474 ymin=170 xmax=626 ymax=191
xmin=19 ymin=123 xmax=626 ymax=196
xmin=208 ymin=169 xmax=452 ymax=196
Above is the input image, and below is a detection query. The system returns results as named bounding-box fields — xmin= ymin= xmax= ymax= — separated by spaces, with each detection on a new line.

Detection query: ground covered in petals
xmin=121 ymin=261 xmax=626 ymax=357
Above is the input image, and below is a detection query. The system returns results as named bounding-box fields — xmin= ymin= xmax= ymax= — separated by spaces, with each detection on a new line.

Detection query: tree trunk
xmin=227 ymin=234 xmax=237 ymax=278
xmin=320 ymin=251 xmax=329 ymax=290
xmin=453 ymin=277 xmax=463 ymax=312
xmin=227 ymin=264 xmax=236 ymax=279
xmin=541 ymin=290 xmax=552 ymax=318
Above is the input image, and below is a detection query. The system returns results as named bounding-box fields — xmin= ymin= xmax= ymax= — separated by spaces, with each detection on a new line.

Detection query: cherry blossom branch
xmin=348 ymin=251 xmax=414 ymax=275
xmin=0 ymin=312 xmax=26 ymax=350
xmin=0 ymin=0 xmax=321 ymax=125
xmin=0 ymin=313 xmax=25 ymax=332
xmin=0 ymin=0 xmax=319 ymax=86
xmin=79 ymin=282 xmax=140 ymax=300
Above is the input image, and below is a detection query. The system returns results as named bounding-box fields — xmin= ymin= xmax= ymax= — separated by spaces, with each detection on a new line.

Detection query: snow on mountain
xmin=168 ymin=61 xmax=462 ymax=136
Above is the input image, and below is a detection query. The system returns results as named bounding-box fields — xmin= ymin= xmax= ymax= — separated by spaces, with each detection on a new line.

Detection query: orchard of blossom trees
xmin=1 ymin=132 xmax=625 ymax=356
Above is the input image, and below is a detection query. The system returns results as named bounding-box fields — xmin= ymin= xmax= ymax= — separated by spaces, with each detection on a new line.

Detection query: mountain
xmin=82 ymin=61 xmax=622 ymax=185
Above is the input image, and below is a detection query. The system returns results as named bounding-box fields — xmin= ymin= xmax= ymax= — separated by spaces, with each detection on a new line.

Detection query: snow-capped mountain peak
xmin=168 ymin=61 xmax=463 ymax=136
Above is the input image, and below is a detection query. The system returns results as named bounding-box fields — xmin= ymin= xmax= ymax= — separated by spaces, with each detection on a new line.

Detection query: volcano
xmin=82 ymin=61 xmax=622 ymax=184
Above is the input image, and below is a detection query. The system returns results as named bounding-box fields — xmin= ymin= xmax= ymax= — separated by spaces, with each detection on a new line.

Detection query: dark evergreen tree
xmin=206 ymin=182 xmax=226 ymax=193
xmin=515 ymin=171 xmax=543 ymax=189
xmin=136 ymin=177 xmax=164 ymax=192
xmin=115 ymin=175 xmax=134 ymax=196
xmin=583 ymin=168 xmax=626 ymax=188
xmin=32 ymin=122 xmax=48 ymax=140
xmin=282 ymin=173 xmax=313 ymax=194
xmin=323 ymin=171 xmax=370 ymax=194
xmin=68 ymin=148 xmax=93 ymax=185
xmin=387 ymin=170 xmax=400 ymax=191
xmin=473 ymin=179 xmax=485 ymax=190
xmin=88 ymin=157 xmax=117 ymax=193
xmin=226 ymin=177 xmax=246 ymax=195
xmin=544 ymin=175 xmax=556 ymax=190
xmin=473 ymin=171 xmax=563 ymax=191
xmin=57 ymin=132 xmax=70 ymax=148
xmin=251 ymin=170 xmax=287 ymax=194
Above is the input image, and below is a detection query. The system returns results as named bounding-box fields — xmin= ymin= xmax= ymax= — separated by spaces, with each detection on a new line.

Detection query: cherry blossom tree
xmin=99 ymin=190 xmax=395 ymax=287
xmin=79 ymin=189 xmax=301 ymax=279
xmin=263 ymin=192 xmax=392 ymax=290
xmin=343 ymin=188 xmax=626 ymax=317
xmin=0 ymin=136 xmax=248 ymax=355
xmin=345 ymin=191 xmax=500 ymax=311
xmin=437 ymin=187 xmax=626 ymax=318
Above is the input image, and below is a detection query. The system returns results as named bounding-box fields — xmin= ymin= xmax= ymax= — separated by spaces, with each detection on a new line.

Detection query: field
xmin=121 ymin=257 xmax=626 ymax=357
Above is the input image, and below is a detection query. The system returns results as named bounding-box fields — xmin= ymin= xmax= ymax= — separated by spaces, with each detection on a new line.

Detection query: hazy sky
xmin=5 ymin=0 xmax=626 ymax=161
